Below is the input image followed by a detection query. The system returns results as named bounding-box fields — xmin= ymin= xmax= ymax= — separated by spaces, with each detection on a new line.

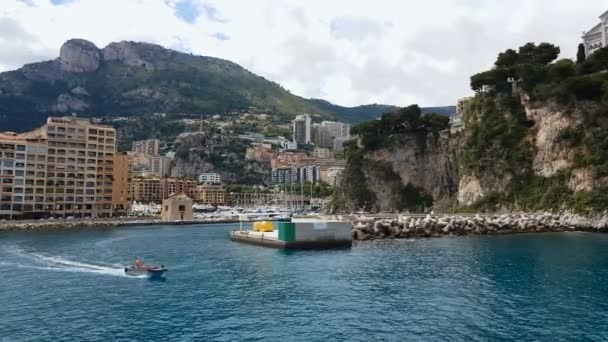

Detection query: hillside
xmin=333 ymin=42 xmax=608 ymax=214
xmin=310 ymin=99 xmax=455 ymax=123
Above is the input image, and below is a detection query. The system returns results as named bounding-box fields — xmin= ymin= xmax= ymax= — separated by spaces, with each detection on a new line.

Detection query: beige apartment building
xmin=131 ymin=177 xmax=197 ymax=203
xmin=112 ymin=152 xmax=132 ymax=215
xmin=0 ymin=116 xmax=117 ymax=219
xmin=194 ymin=183 xmax=227 ymax=205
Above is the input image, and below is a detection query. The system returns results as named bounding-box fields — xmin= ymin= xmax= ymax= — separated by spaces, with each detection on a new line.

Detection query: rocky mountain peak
xmin=102 ymin=41 xmax=156 ymax=69
xmin=59 ymin=39 xmax=101 ymax=73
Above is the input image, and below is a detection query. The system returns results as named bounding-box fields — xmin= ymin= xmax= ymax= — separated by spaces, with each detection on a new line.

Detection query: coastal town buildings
xmin=111 ymin=152 xmax=132 ymax=215
xmin=298 ymin=165 xmax=321 ymax=184
xmin=0 ymin=116 xmax=116 ymax=219
xmin=150 ymin=156 xmax=171 ymax=177
xmin=333 ymin=137 xmax=350 ymax=151
xmin=198 ymin=173 xmax=221 ymax=184
xmin=582 ymin=10 xmax=608 ymax=55
xmin=271 ymin=165 xmax=320 ymax=185
xmin=132 ymin=139 xmax=160 ymax=156
xmin=130 ymin=177 xmax=197 ymax=203
xmin=246 ymin=143 xmax=274 ymax=162
xmin=313 ymin=121 xmax=351 ymax=149
xmin=292 ymin=114 xmax=312 ymax=146
xmin=194 ymin=183 xmax=227 ymax=205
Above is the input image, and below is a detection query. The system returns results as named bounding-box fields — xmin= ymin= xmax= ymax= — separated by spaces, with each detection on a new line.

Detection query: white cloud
xmin=1 ymin=0 xmax=608 ymax=107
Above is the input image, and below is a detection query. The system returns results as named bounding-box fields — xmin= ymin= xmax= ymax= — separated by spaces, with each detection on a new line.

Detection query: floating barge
xmin=230 ymin=218 xmax=353 ymax=250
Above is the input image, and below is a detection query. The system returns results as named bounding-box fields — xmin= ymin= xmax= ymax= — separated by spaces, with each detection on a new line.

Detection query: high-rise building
xmin=198 ymin=173 xmax=221 ymax=184
xmin=112 ymin=152 xmax=132 ymax=215
xmin=292 ymin=114 xmax=311 ymax=146
xmin=0 ymin=117 xmax=117 ymax=219
xmin=150 ymin=156 xmax=171 ymax=177
xmin=270 ymin=165 xmax=320 ymax=185
xmin=313 ymin=121 xmax=351 ymax=149
xmin=132 ymin=139 xmax=160 ymax=156
xmin=270 ymin=167 xmax=298 ymax=185
xmin=298 ymin=165 xmax=320 ymax=184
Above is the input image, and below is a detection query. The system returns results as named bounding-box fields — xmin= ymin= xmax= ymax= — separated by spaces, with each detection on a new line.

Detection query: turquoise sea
xmin=1 ymin=223 xmax=608 ymax=341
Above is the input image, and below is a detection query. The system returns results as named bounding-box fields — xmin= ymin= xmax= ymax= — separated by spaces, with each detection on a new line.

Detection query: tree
xmin=495 ymin=49 xmax=519 ymax=67
xmin=517 ymin=42 xmax=560 ymax=65
xmin=577 ymin=43 xmax=586 ymax=64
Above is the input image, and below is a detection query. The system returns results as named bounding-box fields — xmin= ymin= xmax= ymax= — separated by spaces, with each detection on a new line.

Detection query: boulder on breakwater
xmin=349 ymin=213 xmax=608 ymax=241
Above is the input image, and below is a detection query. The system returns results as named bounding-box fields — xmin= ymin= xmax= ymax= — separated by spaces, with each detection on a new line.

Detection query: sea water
xmin=1 ymin=224 xmax=608 ymax=341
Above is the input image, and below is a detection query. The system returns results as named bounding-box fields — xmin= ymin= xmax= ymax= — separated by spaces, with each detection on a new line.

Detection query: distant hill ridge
xmin=0 ymin=38 xmax=453 ymax=131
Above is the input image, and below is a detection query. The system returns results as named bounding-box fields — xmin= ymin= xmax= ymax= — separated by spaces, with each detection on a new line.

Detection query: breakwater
xmin=348 ymin=213 xmax=608 ymax=240
xmin=0 ymin=217 xmax=240 ymax=231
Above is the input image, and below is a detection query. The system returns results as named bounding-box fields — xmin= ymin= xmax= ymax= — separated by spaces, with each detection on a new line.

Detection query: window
xmin=3 ymin=160 xmax=14 ymax=167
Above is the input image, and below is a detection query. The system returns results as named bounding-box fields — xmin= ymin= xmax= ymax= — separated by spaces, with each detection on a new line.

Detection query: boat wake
xmin=5 ymin=248 xmax=145 ymax=278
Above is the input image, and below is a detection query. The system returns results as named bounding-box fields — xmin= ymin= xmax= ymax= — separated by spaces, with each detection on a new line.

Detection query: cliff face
xmin=334 ymin=94 xmax=608 ymax=213
xmin=457 ymin=94 xmax=608 ymax=212
xmin=332 ymin=131 xmax=458 ymax=212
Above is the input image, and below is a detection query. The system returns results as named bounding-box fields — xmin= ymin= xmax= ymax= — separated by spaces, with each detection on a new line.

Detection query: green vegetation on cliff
xmin=351 ymin=104 xmax=449 ymax=151
xmin=463 ymin=43 xmax=608 ymax=213
xmin=332 ymin=105 xmax=445 ymax=212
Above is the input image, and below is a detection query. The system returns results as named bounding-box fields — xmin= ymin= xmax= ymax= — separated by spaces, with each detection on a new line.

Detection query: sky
xmin=1 ymin=0 xmax=608 ymax=107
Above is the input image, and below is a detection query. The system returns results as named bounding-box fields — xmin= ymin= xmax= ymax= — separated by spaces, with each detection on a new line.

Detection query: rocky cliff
xmin=334 ymin=42 xmax=608 ymax=214
xmin=333 ymin=94 xmax=608 ymax=214
xmin=332 ymin=131 xmax=458 ymax=212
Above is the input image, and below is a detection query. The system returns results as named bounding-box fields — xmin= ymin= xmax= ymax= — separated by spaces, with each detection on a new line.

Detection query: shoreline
xmin=0 ymin=217 xmax=242 ymax=232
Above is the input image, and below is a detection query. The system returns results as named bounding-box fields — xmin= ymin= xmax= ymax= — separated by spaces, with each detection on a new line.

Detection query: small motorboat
xmin=124 ymin=258 xmax=167 ymax=278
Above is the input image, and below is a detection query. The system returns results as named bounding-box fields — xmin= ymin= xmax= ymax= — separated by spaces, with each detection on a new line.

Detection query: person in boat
xmin=135 ymin=257 xmax=143 ymax=268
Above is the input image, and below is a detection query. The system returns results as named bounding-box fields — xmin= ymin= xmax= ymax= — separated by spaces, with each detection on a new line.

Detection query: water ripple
xmin=1 ymin=227 xmax=608 ymax=341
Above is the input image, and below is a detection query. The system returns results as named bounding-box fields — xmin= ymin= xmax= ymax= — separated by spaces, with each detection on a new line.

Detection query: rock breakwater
xmin=350 ymin=213 xmax=608 ymax=241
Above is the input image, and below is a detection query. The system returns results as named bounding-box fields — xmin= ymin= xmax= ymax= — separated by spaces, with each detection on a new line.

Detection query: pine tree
xmin=577 ymin=43 xmax=586 ymax=64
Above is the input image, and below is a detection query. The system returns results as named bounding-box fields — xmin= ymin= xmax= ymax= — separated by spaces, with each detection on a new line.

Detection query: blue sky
xmin=3 ymin=0 xmax=608 ymax=107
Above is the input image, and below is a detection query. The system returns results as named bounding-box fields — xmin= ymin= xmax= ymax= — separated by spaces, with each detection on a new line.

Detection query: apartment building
xmin=131 ymin=177 xmax=197 ymax=203
xmin=132 ymin=139 xmax=160 ymax=156
xmin=194 ymin=183 xmax=227 ymax=205
xmin=292 ymin=114 xmax=312 ymax=146
xmin=112 ymin=152 xmax=132 ymax=215
xmin=0 ymin=116 xmax=117 ymax=219
xmin=198 ymin=173 xmax=221 ymax=184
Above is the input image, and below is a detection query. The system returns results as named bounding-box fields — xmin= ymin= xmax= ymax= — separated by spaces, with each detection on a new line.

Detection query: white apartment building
xmin=292 ymin=114 xmax=312 ymax=146
xmin=198 ymin=173 xmax=222 ymax=184
xmin=582 ymin=10 xmax=608 ymax=55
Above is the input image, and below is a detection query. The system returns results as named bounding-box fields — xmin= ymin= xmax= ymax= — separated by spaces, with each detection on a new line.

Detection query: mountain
xmin=308 ymin=99 xmax=398 ymax=123
xmin=0 ymin=39 xmax=454 ymax=132
xmin=310 ymin=99 xmax=455 ymax=123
